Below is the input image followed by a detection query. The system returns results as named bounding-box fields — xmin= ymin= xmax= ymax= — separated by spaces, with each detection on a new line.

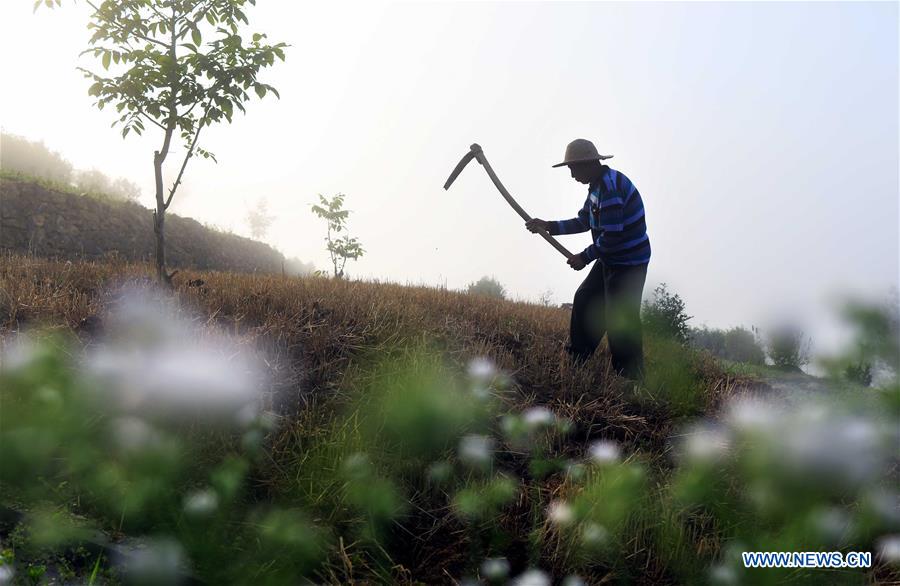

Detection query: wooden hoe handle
xmin=445 ymin=143 xmax=574 ymax=259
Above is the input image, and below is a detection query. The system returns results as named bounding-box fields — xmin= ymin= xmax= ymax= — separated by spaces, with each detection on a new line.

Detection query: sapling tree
xmin=310 ymin=193 xmax=364 ymax=279
xmin=246 ymin=196 xmax=274 ymax=239
xmin=40 ymin=0 xmax=287 ymax=283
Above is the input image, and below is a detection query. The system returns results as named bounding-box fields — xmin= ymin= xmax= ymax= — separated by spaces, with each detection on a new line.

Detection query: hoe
xmin=443 ymin=143 xmax=573 ymax=259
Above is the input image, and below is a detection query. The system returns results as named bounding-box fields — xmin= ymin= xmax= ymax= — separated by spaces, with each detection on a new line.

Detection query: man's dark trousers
xmin=568 ymin=261 xmax=648 ymax=379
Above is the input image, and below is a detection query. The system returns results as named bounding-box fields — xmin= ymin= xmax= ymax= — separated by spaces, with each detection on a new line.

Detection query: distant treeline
xmin=1 ymin=131 xmax=142 ymax=202
xmin=688 ymin=325 xmax=765 ymax=365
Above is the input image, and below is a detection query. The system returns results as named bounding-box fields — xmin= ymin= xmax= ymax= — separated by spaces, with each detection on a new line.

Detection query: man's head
xmin=567 ymin=160 xmax=606 ymax=184
xmin=552 ymin=139 xmax=613 ymax=184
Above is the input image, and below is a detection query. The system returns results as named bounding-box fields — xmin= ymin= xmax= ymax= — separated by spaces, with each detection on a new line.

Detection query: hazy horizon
xmin=2 ymin=1 xmax=898 ymax=365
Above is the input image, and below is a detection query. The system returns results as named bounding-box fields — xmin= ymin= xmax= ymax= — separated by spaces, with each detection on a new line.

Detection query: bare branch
xmin=139 ymin=110 xmax=167 ymax=131
xmin=164 ymin=107 xmax=209 ymax=210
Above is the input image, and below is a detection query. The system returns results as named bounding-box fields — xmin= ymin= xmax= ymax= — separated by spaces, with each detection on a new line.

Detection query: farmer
xmin=526 ymin=139 xmax=650 ymax=379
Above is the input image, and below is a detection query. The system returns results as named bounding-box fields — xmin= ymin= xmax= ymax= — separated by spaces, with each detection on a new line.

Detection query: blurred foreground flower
xmin=117 ymin=538 xmax=188 ymax=586
xmin=84 ymin=289 xmax=263 ymax=423
xmin=588 ymin=440 xmax=620 ymax=465
xmin=513 ymin=568 xmax=551 ymax=586
xmin=459 ymin=434 xmax=495 ymax=468
xmin=480 ymin=557 xmax=510 ymax=581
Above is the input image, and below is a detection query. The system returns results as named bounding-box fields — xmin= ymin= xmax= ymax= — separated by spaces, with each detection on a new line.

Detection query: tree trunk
xmin=153 ymin=151 xmax=170 ymax=284
xmin=152 ymin=6 xmax=179 ymax=287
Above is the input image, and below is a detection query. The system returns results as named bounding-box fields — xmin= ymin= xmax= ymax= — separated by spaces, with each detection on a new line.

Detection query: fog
xmin=1 ymin=1 xmax=897 ymax=363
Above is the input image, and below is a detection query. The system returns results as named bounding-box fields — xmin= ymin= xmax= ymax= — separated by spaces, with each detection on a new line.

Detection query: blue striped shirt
xmin=548 ymin=166 xmax=651 ymax=266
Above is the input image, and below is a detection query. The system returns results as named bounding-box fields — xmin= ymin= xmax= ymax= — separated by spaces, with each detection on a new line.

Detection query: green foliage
xmin=766 ymin=325 xmax=811 ymax=371
xmin=452 ymin=475 xmax=520 ymax=521
xmin=640 ymin=335 xmax=706 ymax=417
xmin=689 ymin=326 xmax=726 ymax=356
xmin=820 ymin=292 xmax=899 ymax=388
xmin=844 ymin=361 xmax=873 ymax=386
xmin=40 ymin=0 xmax=289 ymax=143
xmin=642 ymin=283 xmax=692 ymax=343
xmin=842 ymin=293 xmax=899 ymax=375
xmin=467 ymin=275 xmax=507 ymax=299
xmin=724 ymin=326 xmax=765 ymax=365
xmin=310 ymin=193 xmax=365 ymax=278
xmin=690 ymin=325 xmax=765 ymax=365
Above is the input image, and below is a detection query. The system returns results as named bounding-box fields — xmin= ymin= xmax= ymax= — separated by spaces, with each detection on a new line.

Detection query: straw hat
xmin=551 ymin=139 xmax=613 ymax=168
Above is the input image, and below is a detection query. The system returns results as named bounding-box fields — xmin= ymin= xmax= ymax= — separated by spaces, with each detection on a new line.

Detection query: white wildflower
xmin=183 ymin=489 xmax=219 ymax=517
xmin=588 ymin=440 xmax=620 ymax=465
xmin=523 ymin=406 xmax=555 ymax=429
xmin=781 ymin=415 xmax=884 ymax=487
xmin=581 ymin=522 xmax=609 ymax=546
xmin=480 ymin=557 xmax=510 ymax=580
xmin=467 ymin=357 xmax=496 ymax=382
xmin=683 ymin=424 xmax=731 ymax=463
xmin=708 ymin=563 xmax=739 ymax=585
xmin=877 ymin=534 xmax=900 ymax=564
xmin=112 ymin=417 xmax=162 ymax=453
xmin=459 ymin=434 xmax=494 ymax=467
xmin=513 ymin=568 xmax=551 ymax=586
xmin=118 ymin=538 xmax=187 ymax=585
xmin=864 ymin=490 xmax=900 ymax=526
xmin=810 ymin=507 xmax=851 ymax=544
xmin=547 ymin=500 xmax=574 ymax=527
xmin=83 ymin=290 xmax=262 ymax=422
xmin=726 ymin=398 xmax=778 ymax=433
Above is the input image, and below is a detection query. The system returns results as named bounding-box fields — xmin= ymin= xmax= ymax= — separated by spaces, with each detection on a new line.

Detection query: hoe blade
xmin=443 ymin=150 xmax=477 ymax=190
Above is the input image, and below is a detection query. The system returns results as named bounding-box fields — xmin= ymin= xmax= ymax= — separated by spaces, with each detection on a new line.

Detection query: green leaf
xmin=254 ymin=84 xmax=266 ymax=99
xmin=102 ymin=51 xmax=111 ymax=70
xmin=191 ymin=26 xmax=202 ymax=46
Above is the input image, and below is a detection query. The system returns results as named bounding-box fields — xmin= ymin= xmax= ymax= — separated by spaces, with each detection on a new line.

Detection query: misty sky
xmin=1 ymin=1 xmax=898 ymax=361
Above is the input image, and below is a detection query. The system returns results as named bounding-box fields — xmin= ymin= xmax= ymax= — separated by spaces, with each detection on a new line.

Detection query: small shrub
xmin=723 ymin=326 xmax=765 ymax=365
xmin=466 ymin=276 xmax=506 ymax=299
xmin=642 ymin=283 xmax=692 ymax=343
xmin=766 ymin=325 xmax=811 ymax=370
xmin=843 ymin=361 xmax=873 ymax=386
